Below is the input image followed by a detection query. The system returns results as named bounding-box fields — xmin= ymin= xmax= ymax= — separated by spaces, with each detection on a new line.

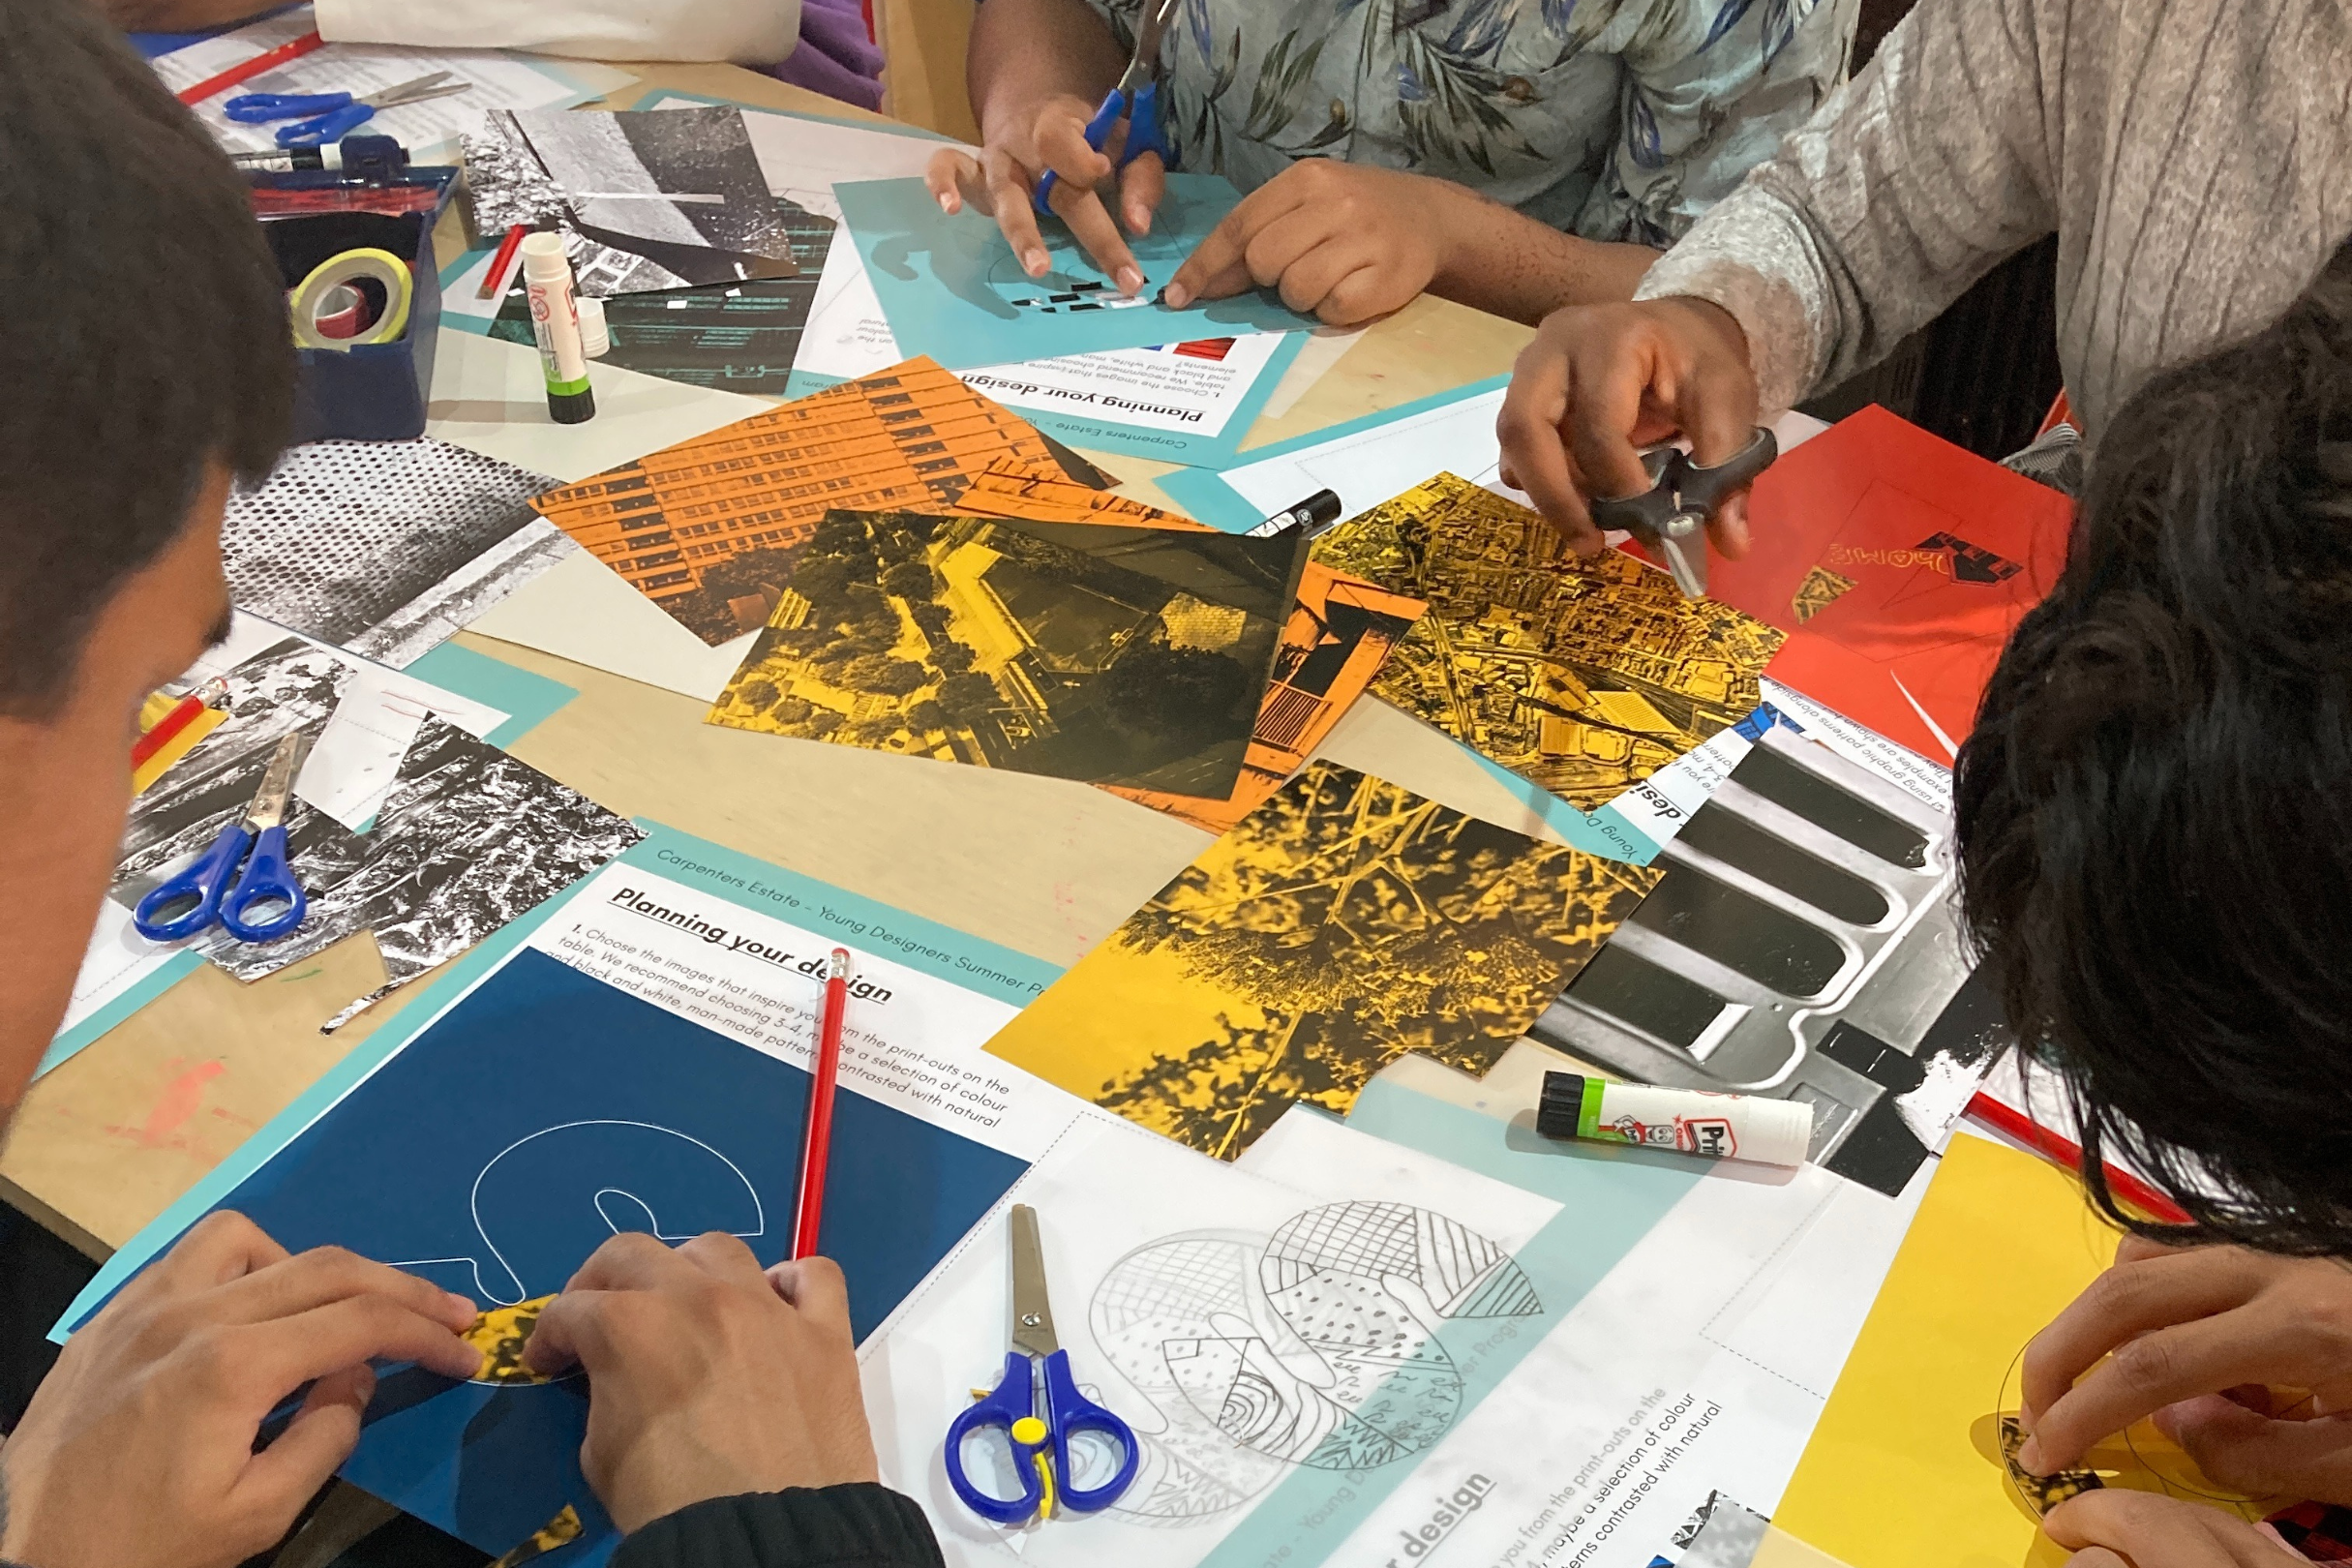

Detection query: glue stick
xmin=521 ymin=232 xmax=595 ymax=424
xmin=1534 ymin=1070 xmax=1813 ymax=1167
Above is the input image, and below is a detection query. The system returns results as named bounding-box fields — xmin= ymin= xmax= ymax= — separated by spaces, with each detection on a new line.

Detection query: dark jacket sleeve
xmin=610 ymin=1484 xmax=945 ymax=1568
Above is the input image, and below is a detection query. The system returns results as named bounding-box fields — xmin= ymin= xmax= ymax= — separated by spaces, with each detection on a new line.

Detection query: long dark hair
xmin=1955 ymin=241 xmax=2352 ymax=1251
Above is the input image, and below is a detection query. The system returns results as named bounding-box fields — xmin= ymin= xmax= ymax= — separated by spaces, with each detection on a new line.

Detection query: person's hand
xmin=924 ymin=96 xmax=1164 ymax=295
xmin=2021 ymin=1234 xmax=2352 ymax=1501
xmin=1495 ymin=296 xmax=1760 ymax=558
xmin=2043 ymin=1491 xmax=2305 ymax=1566
xmin=0 ymin=1211 xmax=483 ymax=1568
xmin=523 ymin=1233 xmax=878 ymax=1534
xmin=1161 ymin=162 xmax=1454 ymax=327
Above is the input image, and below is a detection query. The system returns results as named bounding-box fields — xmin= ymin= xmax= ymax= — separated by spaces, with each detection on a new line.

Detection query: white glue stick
xmin=521 ymin=231 xmax=595 ymax=424
xmin=1535 ymin=1070 xmax=1814 ymax=1168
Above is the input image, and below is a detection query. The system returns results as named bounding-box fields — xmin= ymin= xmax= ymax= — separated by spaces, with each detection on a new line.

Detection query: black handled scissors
xmin=1589 ymin=428 xmax=1778 ymax=598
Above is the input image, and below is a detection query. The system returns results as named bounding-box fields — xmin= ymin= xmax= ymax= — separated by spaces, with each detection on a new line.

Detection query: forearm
xmin=1431 ymin=185 xmax=1658 ymax=325
xmin=1636 ymin=0 xmax=2059 ymax=412
xmin=967 ymin=0 xmax=1128 ymax=142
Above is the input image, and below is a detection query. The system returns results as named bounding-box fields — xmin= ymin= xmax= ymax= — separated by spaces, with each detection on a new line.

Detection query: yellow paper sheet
xmin=984 ymin=759 xmax=1661 ymax=1160
xmin=1311 ymin=473 xmax=1786 ymax=811
xmin=1774 ymin=1133 xmax=2282 ymax=1568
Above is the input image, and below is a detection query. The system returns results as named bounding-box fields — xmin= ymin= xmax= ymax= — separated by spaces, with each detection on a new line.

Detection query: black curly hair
xmin=1956 ymin=239 xmax=2352 ymax=1253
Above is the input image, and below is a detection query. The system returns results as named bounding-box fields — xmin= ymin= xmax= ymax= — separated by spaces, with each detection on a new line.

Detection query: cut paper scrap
xmin=1312 ymin=473 xmax=1787 ymax=812
xmin=488 ymin=1506 xmax=584 ymax=1568
xmin=222 ymin=437 xmax=565 ymax=670
xmin=705 ymin=508 xmax=1304 ymax=798
xmin=984 ymin=759 xmax=1662 ymax=1160
xmin=1105 ymin=561 xmax=1426 ymax=833
xmin=1772 ymin=1132 xmax=2284 ymax=1567
xmin=528 ymin=357 xmax=1069 ymax=646
xmin=465 ymin=1295 xmax=564 ymax=1386
xmin=1663 ymin=405 xmax=2072 ymax=765
xmin=835 ymin=173 xmax=1312 ymax=370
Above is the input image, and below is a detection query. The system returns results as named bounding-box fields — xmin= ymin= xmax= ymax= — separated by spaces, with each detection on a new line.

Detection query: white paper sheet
xmin=465 ymin=546 xmax=753 ymax=702
xmin=1314 ymin=1149 xmax=1932 ymax=1568
xmin=526 ymin=866 xmax=1081 ymax=1160
xmin=153 ymin=8 xmax=600 ymax=164
xmin=861 ymin=1116 xmax=1558 ymax=1568
xmin=296 ymin=667 xmax=509 ymax=830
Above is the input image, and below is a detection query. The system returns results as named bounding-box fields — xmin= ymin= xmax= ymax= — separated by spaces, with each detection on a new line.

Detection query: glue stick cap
xmin=575 ymin=294 xmax=610 ymax=358
xmin=520 ymin=229 xmax=570 ymax=281
xmin=1536 ymin=1071 xmax=1587 ymax=1141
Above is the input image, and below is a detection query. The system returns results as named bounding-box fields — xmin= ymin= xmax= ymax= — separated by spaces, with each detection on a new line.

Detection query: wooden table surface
xmin=0 ymin=62 xmax=1546 ymax=1261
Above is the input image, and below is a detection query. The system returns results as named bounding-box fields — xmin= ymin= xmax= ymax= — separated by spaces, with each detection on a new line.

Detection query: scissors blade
xmin=244 ymin=732 xmax=308 ymax=831
xmin=1009 ymin=1204 xmax=1058 ymax=1358
xmin=364 ymin=72 xmax=454 ymax=107
xmin=1118 ymin=0 xmax=1179 ymax=90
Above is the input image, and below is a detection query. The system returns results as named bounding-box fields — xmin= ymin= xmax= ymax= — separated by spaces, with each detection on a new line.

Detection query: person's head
xmin=1956 ymin=241 xmax=2352 ymax=1253
xmin=0 ymin=0 xmax=293 ymax=1109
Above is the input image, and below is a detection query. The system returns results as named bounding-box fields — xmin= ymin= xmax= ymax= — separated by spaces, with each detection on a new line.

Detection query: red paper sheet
xmin=1670 ymin=406 xmax=2075 ymax=763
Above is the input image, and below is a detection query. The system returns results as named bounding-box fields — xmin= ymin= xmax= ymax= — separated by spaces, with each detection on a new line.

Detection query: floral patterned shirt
xmin=1075 ymin=0 xmax=1857 ymax=244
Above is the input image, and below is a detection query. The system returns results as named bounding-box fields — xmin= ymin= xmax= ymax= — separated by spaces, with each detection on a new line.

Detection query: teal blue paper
xmin=52 ymin=823 xmax=1064 ymax=1342
xmin=37 ymin=648 xmax=579 ymax=1081
xmin=1155 ymin=374 xmax=1514 ymax=531
xmin=36 ymin=952 xmax=204 ymax=1080
xmin=1199 ymin=1084 xmax=1705 ymax=1568
xmin=835 ymin=174 xmax=1312 ymax=371
xmin=788 ymin=327 xmax=1309 ymax=467
xmin=399 ymin=642 xmax=576 ymax=748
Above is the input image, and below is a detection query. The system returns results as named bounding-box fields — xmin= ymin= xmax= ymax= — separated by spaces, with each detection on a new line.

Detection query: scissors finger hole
xmin=1062 ymin=1426 xmax=1130 ymax=1492
xmin=953 ymin=1425 xmax=1036 ymax=1506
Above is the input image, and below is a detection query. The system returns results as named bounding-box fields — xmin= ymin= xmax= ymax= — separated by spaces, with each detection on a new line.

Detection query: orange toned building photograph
xmin=528 ymin=358 xmax=1069 ymax=643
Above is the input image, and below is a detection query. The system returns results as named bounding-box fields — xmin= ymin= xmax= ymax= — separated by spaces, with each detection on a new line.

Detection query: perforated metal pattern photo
xmin=223 ymin=438 xmax=566 ymax=667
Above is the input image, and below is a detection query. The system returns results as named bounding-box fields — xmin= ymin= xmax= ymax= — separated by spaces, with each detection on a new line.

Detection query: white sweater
xmin=313 ymin=0 xmax=800 ymax=66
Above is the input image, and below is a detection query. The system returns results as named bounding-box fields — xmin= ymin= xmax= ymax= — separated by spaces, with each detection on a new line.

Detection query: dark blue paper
xmin=185 ymin=948 xmax=1026 ymax=1557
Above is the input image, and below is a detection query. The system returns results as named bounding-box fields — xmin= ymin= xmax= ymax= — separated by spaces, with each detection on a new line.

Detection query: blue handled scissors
xmin=1033 ymin=0 xmax=1179 ymax=217
xmin=133 ymin=732 xmax=310 ymax=945
xmin=945 ymin=1204 xmax=1140 ymax=1525
xmin=225 ymin=72 xmax=472 ymax=150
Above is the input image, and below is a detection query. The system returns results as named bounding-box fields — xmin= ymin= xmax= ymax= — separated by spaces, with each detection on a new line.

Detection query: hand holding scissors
xmin=1590 ymin=428 xmax=1778 ymax=598
xmin=133 ymin=732 xmax=309 ymax=945
xmin=1031 ymin=0 xmax=1178 ymax=219
xmin=945 ymin=1205 xmax=1139 ymax=1525
xmin=226 ymin=71 xmax=471 ymax=149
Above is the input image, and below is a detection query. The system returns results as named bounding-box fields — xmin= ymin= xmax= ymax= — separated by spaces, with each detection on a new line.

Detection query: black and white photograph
xmin=222 ymin=437 xmax=565 ymax=669
xmin=500 ymin=106 xmax=804 ymax=296
xmin=231 ymin=716 xmax=645 ymax=1001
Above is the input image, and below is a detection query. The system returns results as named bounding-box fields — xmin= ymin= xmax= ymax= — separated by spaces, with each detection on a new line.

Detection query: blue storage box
xmin=253 ymin=136 xmax=459 ymax=443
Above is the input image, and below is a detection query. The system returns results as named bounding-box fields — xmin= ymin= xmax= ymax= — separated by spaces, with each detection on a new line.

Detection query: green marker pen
xmin=520 ymin=232 xmax=595 ymax=425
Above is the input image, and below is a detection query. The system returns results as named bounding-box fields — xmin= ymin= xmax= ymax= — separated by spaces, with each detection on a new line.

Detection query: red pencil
xmin=1964 ymin=1090 xmax=2191 ymax=1225
xmin=478 ymin=224 xmax=531 ymax=301
xmin=130 ymin=692 xmax=206 ymax=769
xmin=792 ymin=948 xmax=853 ymax=1259
xmin=176 ymin=29 xmax=325 ymax=106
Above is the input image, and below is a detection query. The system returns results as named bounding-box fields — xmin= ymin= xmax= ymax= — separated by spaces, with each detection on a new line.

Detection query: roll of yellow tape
xmin=288 ymin=247 xmax=413 ymax=350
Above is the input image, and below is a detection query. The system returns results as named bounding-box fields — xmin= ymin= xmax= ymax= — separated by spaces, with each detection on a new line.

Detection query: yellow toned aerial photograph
xmin=985 ymin=761 xmax=1662 ymax=1159
xmin=705 ymin=506 xmax=1304 ymax=794
xmin=1312 ymin=474 xmax=1787 ymax=809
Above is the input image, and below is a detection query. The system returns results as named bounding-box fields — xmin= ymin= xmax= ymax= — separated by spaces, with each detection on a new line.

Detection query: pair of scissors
xmin=945 ymin=1205 xmax=1140 ymax=1525
xmin=132 ymin=733 xmax=310 ymax=945
xmin=1033 ymin=0 xmax=1179 ymax=216
xmin=226 ymin=72 xmax=472 ymax=149
xmin=1590 ymin=427 xmax=1780 ymax=598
